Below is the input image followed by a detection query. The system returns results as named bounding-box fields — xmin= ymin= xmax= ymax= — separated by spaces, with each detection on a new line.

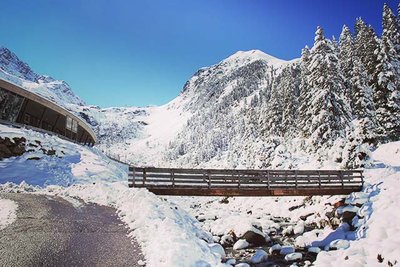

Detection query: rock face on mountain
xmin=0 ymin=47 xmax=85 ymax=107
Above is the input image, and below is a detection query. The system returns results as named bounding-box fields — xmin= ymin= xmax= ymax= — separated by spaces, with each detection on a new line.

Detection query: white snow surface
xmin=0 ymin=197 xmax=18 ymax=230
xmin=221 ymin=50 xmax=295 ymax=71
xmin=1 ymin=125 xmax=400 ymax=266
xmin=0 ymin=124 xmax=221 ymax=267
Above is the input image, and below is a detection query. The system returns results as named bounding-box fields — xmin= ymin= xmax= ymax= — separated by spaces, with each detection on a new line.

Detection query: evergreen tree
xmin=373 ymin=4 xmax=400 ymax=141
xmin=280 ymin=65 xmax=300 ymax=137
xmin=306 ymin=26 xmax=351 ymax=149
xmin=297 ymin=46 xmax=312 ymax=137
xmin=264 ymin=84 xmax=283 ymax=136
xmin=354 ymin=18 xmax=379 ymax=81
xmin=350 ymin=56 xmax=378 ymax=144
xmin=331 ymin=35 xmax=340 ymax=55
xmin=339 ymin=25 xmax=354 ymax=102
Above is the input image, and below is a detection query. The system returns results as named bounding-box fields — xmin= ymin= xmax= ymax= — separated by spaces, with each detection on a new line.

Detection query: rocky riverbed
xmin=170 ymin=191 xmax=372 ymax=267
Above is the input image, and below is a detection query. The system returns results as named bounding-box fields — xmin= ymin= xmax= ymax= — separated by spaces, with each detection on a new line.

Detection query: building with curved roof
xmin=0 ymin=79 xmax=96 ymax=146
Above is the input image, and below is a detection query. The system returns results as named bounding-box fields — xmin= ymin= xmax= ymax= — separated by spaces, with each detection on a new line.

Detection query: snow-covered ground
xmin=0 ymin=124 xmax=222 ymax=266
xmin=0 ymin=197 xmax=18 ymax=230
xmin=1 ymin=123 xmax=400 ymax=266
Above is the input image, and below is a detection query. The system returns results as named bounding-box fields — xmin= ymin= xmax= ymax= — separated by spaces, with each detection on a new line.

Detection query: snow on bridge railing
xmin=128 ymin=167 xmax=364 ymax=196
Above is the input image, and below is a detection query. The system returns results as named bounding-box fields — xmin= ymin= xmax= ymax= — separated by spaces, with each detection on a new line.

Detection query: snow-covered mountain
xmin=1 ymin=3 xmax=399 ymax=170
xmin=0 ymin=46 xmax=85 ymax=107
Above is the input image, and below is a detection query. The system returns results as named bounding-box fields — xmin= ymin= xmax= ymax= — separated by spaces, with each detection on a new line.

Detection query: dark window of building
xmin=24 ymin=114 xmax=31 ymax=124
xmin=0 ymin=87 xmax=24 ymax=122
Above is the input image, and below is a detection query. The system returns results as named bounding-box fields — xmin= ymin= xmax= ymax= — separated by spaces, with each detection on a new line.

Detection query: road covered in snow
xmin=0 ymin=192 xmax=144 ymax=266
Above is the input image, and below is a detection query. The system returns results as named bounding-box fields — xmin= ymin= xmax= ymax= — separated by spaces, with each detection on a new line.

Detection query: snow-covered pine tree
xmin=331 ymin=35 xmax=340 ymax=55
xmin=263 ymin=83 xmax=284 ymax=137
xmin=297 ymin=46 xmax=312 ymax=138
xmin=342 ymin=56 xmax=378 ymax=168
xmin=339 ymin=25 xmax=354 ymax=102
xmin=279 ymin=65 xmax=300 ymax=138
xmin=354 ymin=18 xmax=379 ymax=82
xmin=373 ymin=4 xmax=400 ymax=141
xmin=306 ymin=26 xmax=351 ymax=150
xmin=351 ymin=56 xmax=378 ymax=141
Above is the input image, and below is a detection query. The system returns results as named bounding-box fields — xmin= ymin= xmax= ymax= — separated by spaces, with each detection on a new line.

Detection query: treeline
xmin=167 ymin=4 xmax=400 ymax=169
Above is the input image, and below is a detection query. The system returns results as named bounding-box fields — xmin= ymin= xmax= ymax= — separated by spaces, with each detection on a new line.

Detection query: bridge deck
xmin=128 ymin=167 xmax=363 ymax=196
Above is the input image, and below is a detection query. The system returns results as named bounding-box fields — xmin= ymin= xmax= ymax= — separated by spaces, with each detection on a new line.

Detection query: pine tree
xmin=351 ymin=57 xmax=377 ymax=137
xmin=264 ymin=84 xmax=283 ymax=136
xmin=339 ymin=25 xmax=354 ymax=102
xmin=306 ymin=26 xmax=351 ymax=149
xmin=331 ymin=35 xmax=340 ymax=55
xmin=373 ymin=4 xmax=400 ymax=141
xmin=280 ymin=65 xmax=300 ymax=137
xmin=354 ymin=18 xmax=379 ymax=81
xmin=297 ymin=46 xmax=312 ymax=137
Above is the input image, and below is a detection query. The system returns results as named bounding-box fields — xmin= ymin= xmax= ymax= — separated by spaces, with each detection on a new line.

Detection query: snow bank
xmin=0 ymin=124 xmax=221 ymax=266
xmin=0 ymin=124 xmax=126 ymax=186
xmin=312 ymin=142 xmax=400 ymax=266
xmin=372 ymin=141 xmax=400 ymax=167
xmin=44 ymin=183 xmax=221 ymax=267
xmin=0 ymin=197 xmax=18 ymax=230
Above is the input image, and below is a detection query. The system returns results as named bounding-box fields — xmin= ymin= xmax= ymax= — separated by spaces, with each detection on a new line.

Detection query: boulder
xmin=280 ymin=246 xmax=295 ymax=255
xmin=268 ymin=244 xmax=282 ymax=255
xmin=329 ymin=239 xmax=350 ymax=250
xmin=209 ymin=243 xmax=226 ymax=258
xmin=0 ymin=137 xmax=25 ymax=159
xmin=293 ymin=221 xmax=305 ymax=235
xmin=282 ymin=225 xmax=294 ymax=236
xmin=220 ymin=234 xmax=235 ymax=247
xmin=333 ymin=199 xmax=346 ymax=208
xmin=225 ymin=259 xmax=236 ymax=265
xmin=250 ymin=249 xmax=268 ymax=264
xmin=284 ymin=252 xmax=302 ymax=262
xmin=308 ymin=247 xmax=321 ymax=254
xmin=242 ymin=230 xmax=266 ymax=246
xmin=233 ymin=239 xmax=249 ymax=250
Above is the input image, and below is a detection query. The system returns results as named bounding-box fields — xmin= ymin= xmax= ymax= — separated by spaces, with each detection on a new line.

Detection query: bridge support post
xmin=171 ymin=170 xmax=175 ymax=188
xmin=340 ymin=171 xmax=344 ymax=189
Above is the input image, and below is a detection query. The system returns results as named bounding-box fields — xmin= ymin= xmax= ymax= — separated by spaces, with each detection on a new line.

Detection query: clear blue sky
xmin=0 ymin=0 xmax=397 ymax=107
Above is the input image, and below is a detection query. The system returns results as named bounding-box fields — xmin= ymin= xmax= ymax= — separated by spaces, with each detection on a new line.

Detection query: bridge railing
xmin=128 ymin=167 xmax=363 ymax=195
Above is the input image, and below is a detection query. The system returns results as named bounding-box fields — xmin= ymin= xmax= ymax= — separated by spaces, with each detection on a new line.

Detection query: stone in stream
xmin=284 ymin=252 xmax=303 ymax=262
xmin=308 ymin=247 xmax=321 ymax=254
xmin=329 ymin=239 xmax=350 ymax=250
xmin=293 ymin=221 xmax=305 ymax=235
xmin=282 ymin=225 xmax=294 ymax=236
xmin=209 ymin=243 xmax=226 ymax=258
xmin=280 ymin=246 xmax=295 ymax=255
xmin=233 ymin=239 xmax=250 ymax=250
xmin=242 ymin=230 xmax=267 ymax=246
xmin=225 ymin=258 xmax=236 ymax=265
xmin=250 ymin=249 xmax=268 ymax=263
xmin=269 ymin=244 xmax=282 ymax=255
xmin=221 ymin=234 xmax=235 ymax=247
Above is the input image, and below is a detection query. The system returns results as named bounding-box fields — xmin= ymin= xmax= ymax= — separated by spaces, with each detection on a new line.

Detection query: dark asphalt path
xmin=0 ymin=193 xmax=144 ymax=267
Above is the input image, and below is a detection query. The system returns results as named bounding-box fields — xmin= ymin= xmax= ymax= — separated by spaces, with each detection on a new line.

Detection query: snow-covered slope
xmin=1 ymin=122 xmax=400 ymax=266
xmin=0 ymin=124 xmax=222 ymax=267
xmin=67 ymin=49 xmax=291 ymax=167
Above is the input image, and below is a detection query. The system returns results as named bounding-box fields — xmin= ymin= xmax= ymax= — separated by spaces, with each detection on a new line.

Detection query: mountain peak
xmin=222 ymin=49 xmax=291 ymax=69
xmin=0 ymin=46 xmax=85 ymax=107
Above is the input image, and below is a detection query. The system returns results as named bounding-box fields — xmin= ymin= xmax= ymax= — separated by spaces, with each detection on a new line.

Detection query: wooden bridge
xmin=128 ymin=167 xmax=364 ymax=196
